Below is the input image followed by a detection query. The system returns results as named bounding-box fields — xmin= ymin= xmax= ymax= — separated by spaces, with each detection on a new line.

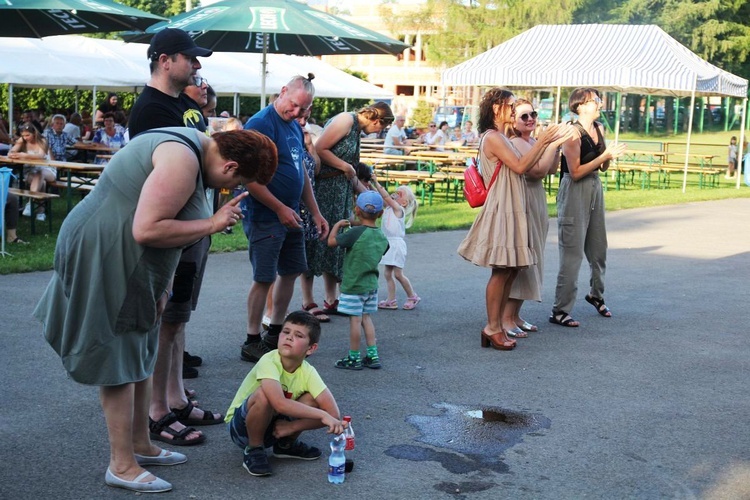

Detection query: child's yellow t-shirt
xmin=224 ymin=350 xmax=327 ymax=423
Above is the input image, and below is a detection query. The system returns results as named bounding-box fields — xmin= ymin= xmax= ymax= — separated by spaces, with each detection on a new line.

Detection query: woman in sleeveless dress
xmin=503 ymin=99 xmax=569 ymax=336
xmin=33 ymin=129 xmax=277 ymax=493
xmin=458 ymin=88 xmax=571 ymax=351
xmin=313 ymin=102 xmax=394 ymax=314
xmin=549 ymin=88 xmax=626 ymax=328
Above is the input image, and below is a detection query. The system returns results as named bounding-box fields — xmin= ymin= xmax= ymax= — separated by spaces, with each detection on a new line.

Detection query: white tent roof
xmin=0 ymin=36 xmax=392 ymax=100
xmin=443 ymin=24 xmax=747 ymax=98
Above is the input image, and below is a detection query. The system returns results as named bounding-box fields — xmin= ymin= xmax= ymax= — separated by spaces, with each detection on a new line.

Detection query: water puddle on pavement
xmin=385 ymin=402 xmax=551 ymax=475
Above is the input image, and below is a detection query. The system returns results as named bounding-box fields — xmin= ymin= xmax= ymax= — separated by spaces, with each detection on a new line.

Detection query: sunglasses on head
xmin=520 ymin=111 xmax=538 ymax=122
xmin=191 ymin=76 xmax=208 ymax=87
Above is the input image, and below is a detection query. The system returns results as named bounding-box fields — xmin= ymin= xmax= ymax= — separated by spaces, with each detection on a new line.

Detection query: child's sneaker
xmin=243 ymin=446 xmax=272 ymax=476
xmin=272 ymin=439 xmax=322 ymax=460
xmin=335 ymin=355 xmax=362 ymax=370
xmin=363 ymin=356 xmax=382 ymax=369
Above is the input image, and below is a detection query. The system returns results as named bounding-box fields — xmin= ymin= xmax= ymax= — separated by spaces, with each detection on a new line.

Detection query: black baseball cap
xmin=147 ymin=28 xmax=213 ymax=60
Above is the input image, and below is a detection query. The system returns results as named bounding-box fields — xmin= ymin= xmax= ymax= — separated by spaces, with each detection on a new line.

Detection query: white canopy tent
xmin=0 ymin=35 xmax=392 ymax=126
xmin=443 ymin=24 xmax=749 ymax=191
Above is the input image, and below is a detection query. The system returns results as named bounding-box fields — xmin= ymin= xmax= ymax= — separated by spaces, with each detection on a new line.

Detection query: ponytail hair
xmin=357 ymin=101 xmax=394 ymax=125
xmin=286 ymin=73 xmax=316 ymax=97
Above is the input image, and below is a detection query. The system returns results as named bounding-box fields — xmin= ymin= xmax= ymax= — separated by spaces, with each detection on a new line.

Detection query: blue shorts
xmin=228 ymin=396 xmax=290 ymax=450
xmin=338 ymin=290 xmax=378 ymax=317
xmin=243 ymin=218 xmax=306 ymax=283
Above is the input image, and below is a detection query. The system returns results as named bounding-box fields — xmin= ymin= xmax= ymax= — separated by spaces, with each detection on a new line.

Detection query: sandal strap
xmin=149 ymin=411 xmax=180 ymax=434
xmin=170 ymin=402 xmax=195 ymax=421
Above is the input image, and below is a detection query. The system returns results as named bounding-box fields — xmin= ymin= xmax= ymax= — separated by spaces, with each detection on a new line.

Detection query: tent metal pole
xmin=92 ymin=86 xmax=97 ymax=124
xmin=614 ymin=92 xmax=621 ymax=140
xmin=234 ymin=93 xmax=239 ymax=117
xmin=724 ymin=97 xmax=730 ymax=131
xmin=737 ymin=97 xmax=747 ymax=189
xmin=8 ymin=83 xmax=13 ymax=138
xmin=554 ymin=86 xmax=561 ymax=123
xmin=674 ymin=97 xmax=679 ymax=135
xmin=645 ymin=95 xmax=651 ymax=134
xmin=682 ymin=85 xmax=697 ymax=193
xmin=344 ymin=97 xmax=348 ymax=112
xmin=74 ymin=86 xmax=79 ymax=113
xmin=260 ymin=34 xmax=268 ymax=109
xmin=698 ymin=97 xmax=705 ymax=133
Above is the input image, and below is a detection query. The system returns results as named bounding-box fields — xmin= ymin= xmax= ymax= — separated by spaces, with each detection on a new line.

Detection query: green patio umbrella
xmin=126 ymin=0 xmax=410 ymax=105
xmin=0 ymin=0 xmax=166 ymax=38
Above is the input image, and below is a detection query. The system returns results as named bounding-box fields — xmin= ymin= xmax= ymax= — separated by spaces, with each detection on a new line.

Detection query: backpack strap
xmin=477 ymin=131 xmax=502 ymax=186
xmin=139 ymin=129 xmax=204 ymax=175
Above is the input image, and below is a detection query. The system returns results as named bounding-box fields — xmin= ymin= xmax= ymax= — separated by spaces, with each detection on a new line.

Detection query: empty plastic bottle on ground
xmin=328 ymin=434 xmax=346 ymax=484
xmin=343 ymin=416 xmax=355 ymax=451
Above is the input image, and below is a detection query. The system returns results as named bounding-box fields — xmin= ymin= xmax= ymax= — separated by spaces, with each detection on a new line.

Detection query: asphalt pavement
xmin=2 ymin=198 xmax=750 ymax=499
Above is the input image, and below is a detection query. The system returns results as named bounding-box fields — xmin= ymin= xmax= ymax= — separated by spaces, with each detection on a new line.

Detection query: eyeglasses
xmin=585 ymin=96 xmax=602 ymax=105
xmin=379 ymin=118 xmax=394 ymax=126
xmin=429 ymin=124 xmax=436 ymax=128
xmin=519 ymin=111 xmax=538 ymax=122
xmin=191 ymin=76 xmax=208 ymax=87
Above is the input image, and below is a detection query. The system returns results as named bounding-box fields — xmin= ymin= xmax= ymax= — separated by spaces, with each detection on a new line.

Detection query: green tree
xmin=577 ymin=0 xmax=750 ymax=79
xmin=381 ymin=0 xmax=577 ymax=68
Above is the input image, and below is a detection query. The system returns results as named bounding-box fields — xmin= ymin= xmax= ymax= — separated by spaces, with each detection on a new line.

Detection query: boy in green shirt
xmin=226 ymin=311 xmax=346 ymax=476
xmin=327 ymin=190 xmax=390 ymax=370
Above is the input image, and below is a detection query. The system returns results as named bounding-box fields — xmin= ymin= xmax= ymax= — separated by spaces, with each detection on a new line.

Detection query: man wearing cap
xmin=127 ymin=28 xmax=221 ymax=448
xmin=240 ymin=75 xmax=329 ymax=363
xmin=128 ymin=28 xmax=212 ymax=136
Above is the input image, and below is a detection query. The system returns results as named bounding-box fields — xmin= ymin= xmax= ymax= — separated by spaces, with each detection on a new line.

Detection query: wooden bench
xmin=8 ymin=187 xmax=59 ymax=234
xmin=658 ymin=165 xmax=723 ymax=188
xmin=605 ymin=164 xmax=660 ymax=190
xmin=51 ymin=176 xmax=98 ymax=191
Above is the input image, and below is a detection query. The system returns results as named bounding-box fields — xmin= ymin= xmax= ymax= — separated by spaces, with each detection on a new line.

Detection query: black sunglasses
xmin=520 ymin=111 xmax=538 ymax=122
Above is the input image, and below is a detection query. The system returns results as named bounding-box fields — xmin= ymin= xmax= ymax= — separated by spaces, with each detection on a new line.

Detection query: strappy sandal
xmin=585 ymin=295 xmax=612 ymax=317
xmin=149 ymin=412 xmax=205 ymax=446
xmin=549 ymin=310 xmax=579 ymax=327
xmin=506 ymin=327 xmax=528 ymax=338
xmin=170 ymin=401 xmax=223 ymax=426
xmin=517 ymin=321 xmax=538 ymax=332
xmin=322 ymin=299 xmax=343 ymax=316
xmin=403 ymin=295 xmax=421 ymax=310
xmin=302 ymin=302 xmax=330 ymax=322
xmin=378 ymin=299 xmax=398 ymax=310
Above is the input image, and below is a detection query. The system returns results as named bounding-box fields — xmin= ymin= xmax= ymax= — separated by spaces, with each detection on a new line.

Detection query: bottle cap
xmin=343 ymin=416 xmax=351 ymax=422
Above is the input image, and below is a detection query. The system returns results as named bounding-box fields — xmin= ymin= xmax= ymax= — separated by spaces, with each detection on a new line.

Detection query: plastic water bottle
xmin=343 ymin=416 xmax=355 ymax=451
xmin=328 ymin=434 xmax=346 ymax=484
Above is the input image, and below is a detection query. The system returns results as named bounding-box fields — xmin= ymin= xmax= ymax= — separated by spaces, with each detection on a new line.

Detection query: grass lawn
xmin=2 ymin=128 xmax=747 ymax=274
xmin=3 ymin=172 xmax=747 ymax=275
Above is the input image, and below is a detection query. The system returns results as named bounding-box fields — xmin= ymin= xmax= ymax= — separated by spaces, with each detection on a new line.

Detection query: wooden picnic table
xmin=613 ymin=150 xmax=720 ymax=189
xmin=0 ymin=155 xmax=103 ymax=212
xmin=68 ymin=142 xmax=121 ymax=153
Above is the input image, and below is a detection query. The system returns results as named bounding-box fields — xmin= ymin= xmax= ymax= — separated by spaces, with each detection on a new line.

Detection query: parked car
xmin=537 ymin=98 xmax=555 ymax=124
xmin=433 ymin=106 xmax=464 ymax=128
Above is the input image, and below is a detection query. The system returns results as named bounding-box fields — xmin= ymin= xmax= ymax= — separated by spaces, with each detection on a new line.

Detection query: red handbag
xmin=463 ymin=134 xmax=501 ymax=208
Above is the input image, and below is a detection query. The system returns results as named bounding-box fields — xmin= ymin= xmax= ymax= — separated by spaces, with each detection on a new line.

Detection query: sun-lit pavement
xmin=2 ymin=198 xmax=749 ymax=499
